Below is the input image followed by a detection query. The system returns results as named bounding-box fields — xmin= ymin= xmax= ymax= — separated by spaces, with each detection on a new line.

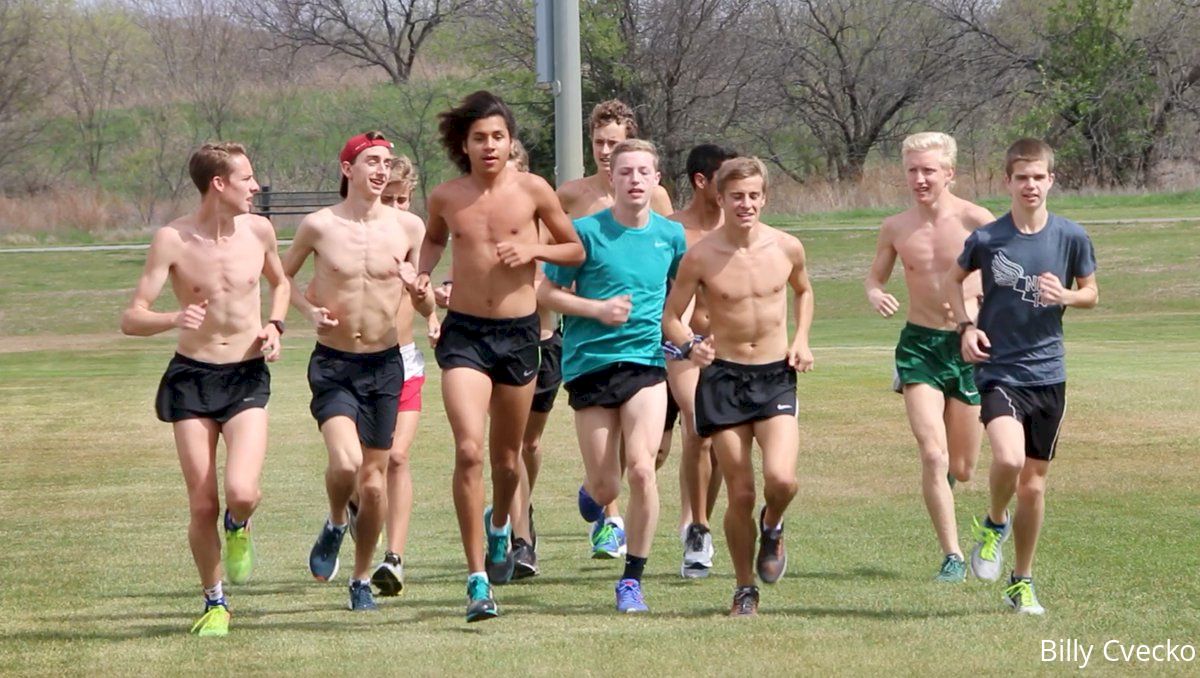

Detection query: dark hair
xmin=1004 ymin=138 xmax=1055 ymax=176
xmin=438 ymin=90 xmax=518 ymax=174
xmin=340 ymin=130 xmax=388 ymax=198
xmin=189 ymin=142 xmax=247 ymax=194
xmin=685 ymin=144 xmax=739 ymax=189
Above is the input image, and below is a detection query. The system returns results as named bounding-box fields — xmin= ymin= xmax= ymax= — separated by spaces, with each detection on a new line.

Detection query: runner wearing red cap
xmin=282 ymin=131 xmax=430 ymax=612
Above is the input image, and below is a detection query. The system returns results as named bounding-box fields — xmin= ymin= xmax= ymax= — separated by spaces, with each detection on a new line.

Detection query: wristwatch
xmin=269 ymin=319 xmax=285 ymax=335
xmin=679 ymin=338 xmax=695 ymax=359
xmin=956 ymin=321 xmax=974 ymax=335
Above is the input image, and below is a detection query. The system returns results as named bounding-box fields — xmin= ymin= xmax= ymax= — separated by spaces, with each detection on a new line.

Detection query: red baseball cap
xmin=339 ymin=133 xmax=393 ymax=165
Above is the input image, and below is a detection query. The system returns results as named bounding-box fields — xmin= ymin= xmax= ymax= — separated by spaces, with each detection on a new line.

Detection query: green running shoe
xmin=190 ymin=604 xmax=230 ymax=637
xmin=1004 ymin=578 xmax=1046 ymax=615
xmin=224 ymin=520 xmax=254 ymax=585
xmin=969 ymin=515 xmax=1009 ymax=582
xmin=935 ymin=553 xmax=967 ymax=583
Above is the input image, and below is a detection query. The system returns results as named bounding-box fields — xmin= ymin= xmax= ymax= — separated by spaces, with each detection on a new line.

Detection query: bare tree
xmin=61 ymin=4 xmax=141 ymax=181
xmin=764 ymin=0 xmax=970 ymax=182
xmin=131 ymin=0 xmax=285 ymax=139
xmin=0 ymin=1 xmax=51 ymax=176
xmin=246 ymin=0 xmax=479 ymax=85
xmin=934 ymin=0 xmax=1200 ymax=186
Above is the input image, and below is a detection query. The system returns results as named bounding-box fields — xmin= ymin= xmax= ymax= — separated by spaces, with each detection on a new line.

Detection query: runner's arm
xmin=120 ymin=229 xmax=185 ymax=336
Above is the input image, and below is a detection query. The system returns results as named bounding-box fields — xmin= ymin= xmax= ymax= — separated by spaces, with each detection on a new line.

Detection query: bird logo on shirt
xmin=992 ymin=251 xmax=1047 ymax=308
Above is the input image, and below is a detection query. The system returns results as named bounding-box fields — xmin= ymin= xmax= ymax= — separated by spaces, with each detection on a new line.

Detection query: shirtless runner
xmin=121 ymin=142 xmax=289 ymax=637
xmin=369 ymin=157 xmax=440 ymax=596
xmin=663 ymin=157 xmax=814 ymax=617
xmin=863 ymin=132 xmax=993 ymax=583
xmin=666 ymin=143 xmax=738 ymax=579
xmin=413 ymin=91 xmax=583 ymax=622
xmin=283 ymin=131 xmax=423 ymax=612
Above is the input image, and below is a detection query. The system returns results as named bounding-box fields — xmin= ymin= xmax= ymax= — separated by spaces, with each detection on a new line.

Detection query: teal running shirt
xmin=544 ymin=208 xmax=686 ymax=383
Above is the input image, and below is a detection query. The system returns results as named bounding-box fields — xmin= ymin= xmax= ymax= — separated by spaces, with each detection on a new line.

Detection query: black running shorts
xmin=694 ymin=359 xmax=797 ymax=438
xmin=564 ymin=361 xmax=667 ymax=411
xmin=155 ymin=353 xmax=270 ymax=423
xmin=980 ymin=382 xmax=1067 ymax=462
xmin=664 ymin=387 xmax=680 ymax=432
xmin=531 ymin=330 xmax=563 ymax=413
xmin=435 ymin=311 xmax=540 ymax=387
xmin=307 ymin=343 xmax=404 ymax=450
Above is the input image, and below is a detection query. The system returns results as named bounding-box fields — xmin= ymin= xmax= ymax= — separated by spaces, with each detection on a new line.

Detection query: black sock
xmin=1011 ymin=573 xmax=1032 ymax=584
xmin=622 ymin=555 xmax=647 ymax=581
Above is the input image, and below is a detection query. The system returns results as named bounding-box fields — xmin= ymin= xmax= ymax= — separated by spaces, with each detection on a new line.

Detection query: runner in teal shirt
xmin=544 ymin=207 xmax=686 ymax=383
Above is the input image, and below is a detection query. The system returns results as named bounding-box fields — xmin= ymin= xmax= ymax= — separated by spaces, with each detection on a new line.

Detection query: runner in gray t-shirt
xmin=945 ymin=138 xmax=1099 ymax=616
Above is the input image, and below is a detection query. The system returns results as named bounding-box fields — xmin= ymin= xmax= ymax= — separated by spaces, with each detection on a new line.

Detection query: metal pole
xmin=553 ymin=0 xmax=584 ymax=186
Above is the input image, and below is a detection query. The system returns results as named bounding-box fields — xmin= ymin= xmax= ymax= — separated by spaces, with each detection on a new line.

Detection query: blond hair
xmin=509 ymin=139 xmax=529 ymax=172
xmin=387 ymin=155 xmax=418 ymax=191
xmin=902 ymin=132 xmax=957 ymax=169
xmin=610 ymin=139 xmax=658 ymax=171
xmin=715 ymin=156 xmax=769 ymax=194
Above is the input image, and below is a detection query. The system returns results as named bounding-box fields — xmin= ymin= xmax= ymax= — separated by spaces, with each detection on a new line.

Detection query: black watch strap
xmin=269 ymin=319 xmax=285 ymax=335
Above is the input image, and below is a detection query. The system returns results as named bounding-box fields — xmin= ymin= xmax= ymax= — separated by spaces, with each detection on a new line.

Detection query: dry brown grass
xmin=0 ymin=186 xmax=161 ymax=241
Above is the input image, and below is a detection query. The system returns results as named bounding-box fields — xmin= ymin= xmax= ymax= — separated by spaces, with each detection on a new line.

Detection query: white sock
xmin=608 ymin=516 xmax=625 ymax=531
xmin=487 ymin=516 xmax=510 ymax=536
xmin=203 ymin=582 xmax=224 ymax=604
xmin=468 ymin=571 xmax=488 ymax=583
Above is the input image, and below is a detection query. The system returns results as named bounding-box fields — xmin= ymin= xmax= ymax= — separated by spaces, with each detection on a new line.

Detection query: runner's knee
xmin=626 ymin=458 xmax=657 ymax=492
xmin=224 ymin=480 xmax=260 ymax=515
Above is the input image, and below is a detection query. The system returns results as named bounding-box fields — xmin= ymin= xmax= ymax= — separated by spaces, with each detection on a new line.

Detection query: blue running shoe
xmin=348 ymin=580 xmax=377 ymax=611
xmin=615 ymin=578 xmax=648 ymax=613
xmin=466 ymin=575 xmax=499 ymax=622
xmin=578 ymin=485 xmax=604 ymax=523
xmin=591 ymin=520 xmax=622 ymax=559
xmin=308 ymin=518 xmax=346 ymax=582
xmin=483 ymin=506 xmax=515 ymax=584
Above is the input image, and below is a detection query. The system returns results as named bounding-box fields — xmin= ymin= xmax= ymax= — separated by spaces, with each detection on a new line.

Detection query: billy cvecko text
xmin=1042 ymin=638 xmax=1196 ymax=669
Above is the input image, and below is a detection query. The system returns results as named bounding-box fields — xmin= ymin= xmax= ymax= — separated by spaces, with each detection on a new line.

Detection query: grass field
xmin=1 ymin=215 xmax=1198 ymax=675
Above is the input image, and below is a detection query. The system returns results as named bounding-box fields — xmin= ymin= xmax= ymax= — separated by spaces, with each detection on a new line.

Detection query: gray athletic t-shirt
xmin=958 ymin=212 xmax=1096 ymax=387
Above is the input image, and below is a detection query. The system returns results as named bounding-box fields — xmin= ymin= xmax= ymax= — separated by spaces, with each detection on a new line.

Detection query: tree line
xmin=1 ymin=0 xmax=1198 ymax=224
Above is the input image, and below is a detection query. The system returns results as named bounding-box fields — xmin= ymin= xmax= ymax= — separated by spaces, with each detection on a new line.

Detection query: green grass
xmin=1 ymin=220 xmax=1198 ymax=674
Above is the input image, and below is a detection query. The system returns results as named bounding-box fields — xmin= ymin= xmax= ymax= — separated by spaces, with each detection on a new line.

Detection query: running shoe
xmin=591 ymin=520 xmax=622 ymax=560
xmin=681 ymin=523 xmax=714 ymax=579
xmin=577 ymin=485 xmax=604 ymax=523
xmin=1003 ymin=578 xmax=1046 ymax=615
xmin=223 ymin=512 xmax=254 ymax=585
xmin=348 ymin=580 xmax=377 ymax=611
xmin=935 ymin=553 xmax=967 ymax=583
xmin=969 ymin=515 xmax=1011 ymax=582
xmin=371 ymin=551 xmax=405 ymax=597
xmin=615 ymin=578 xmax=648 ymax=613
xmin=730 ymin=585 xmax=760 ymax=617
xmin=483 ymin=506 xmax=514 ymax=584
xmin=511 ymin=538 xmax=539 ymax=580
xmin=755 ymin=507 xmax=788 ymax=584
xmin=190 ymin=604 xmax=230 ymax=637
xmin=466 ymin=575 xmax=499 ymax=622
xmin=308 ymin=518 xmax=347 ymax=582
